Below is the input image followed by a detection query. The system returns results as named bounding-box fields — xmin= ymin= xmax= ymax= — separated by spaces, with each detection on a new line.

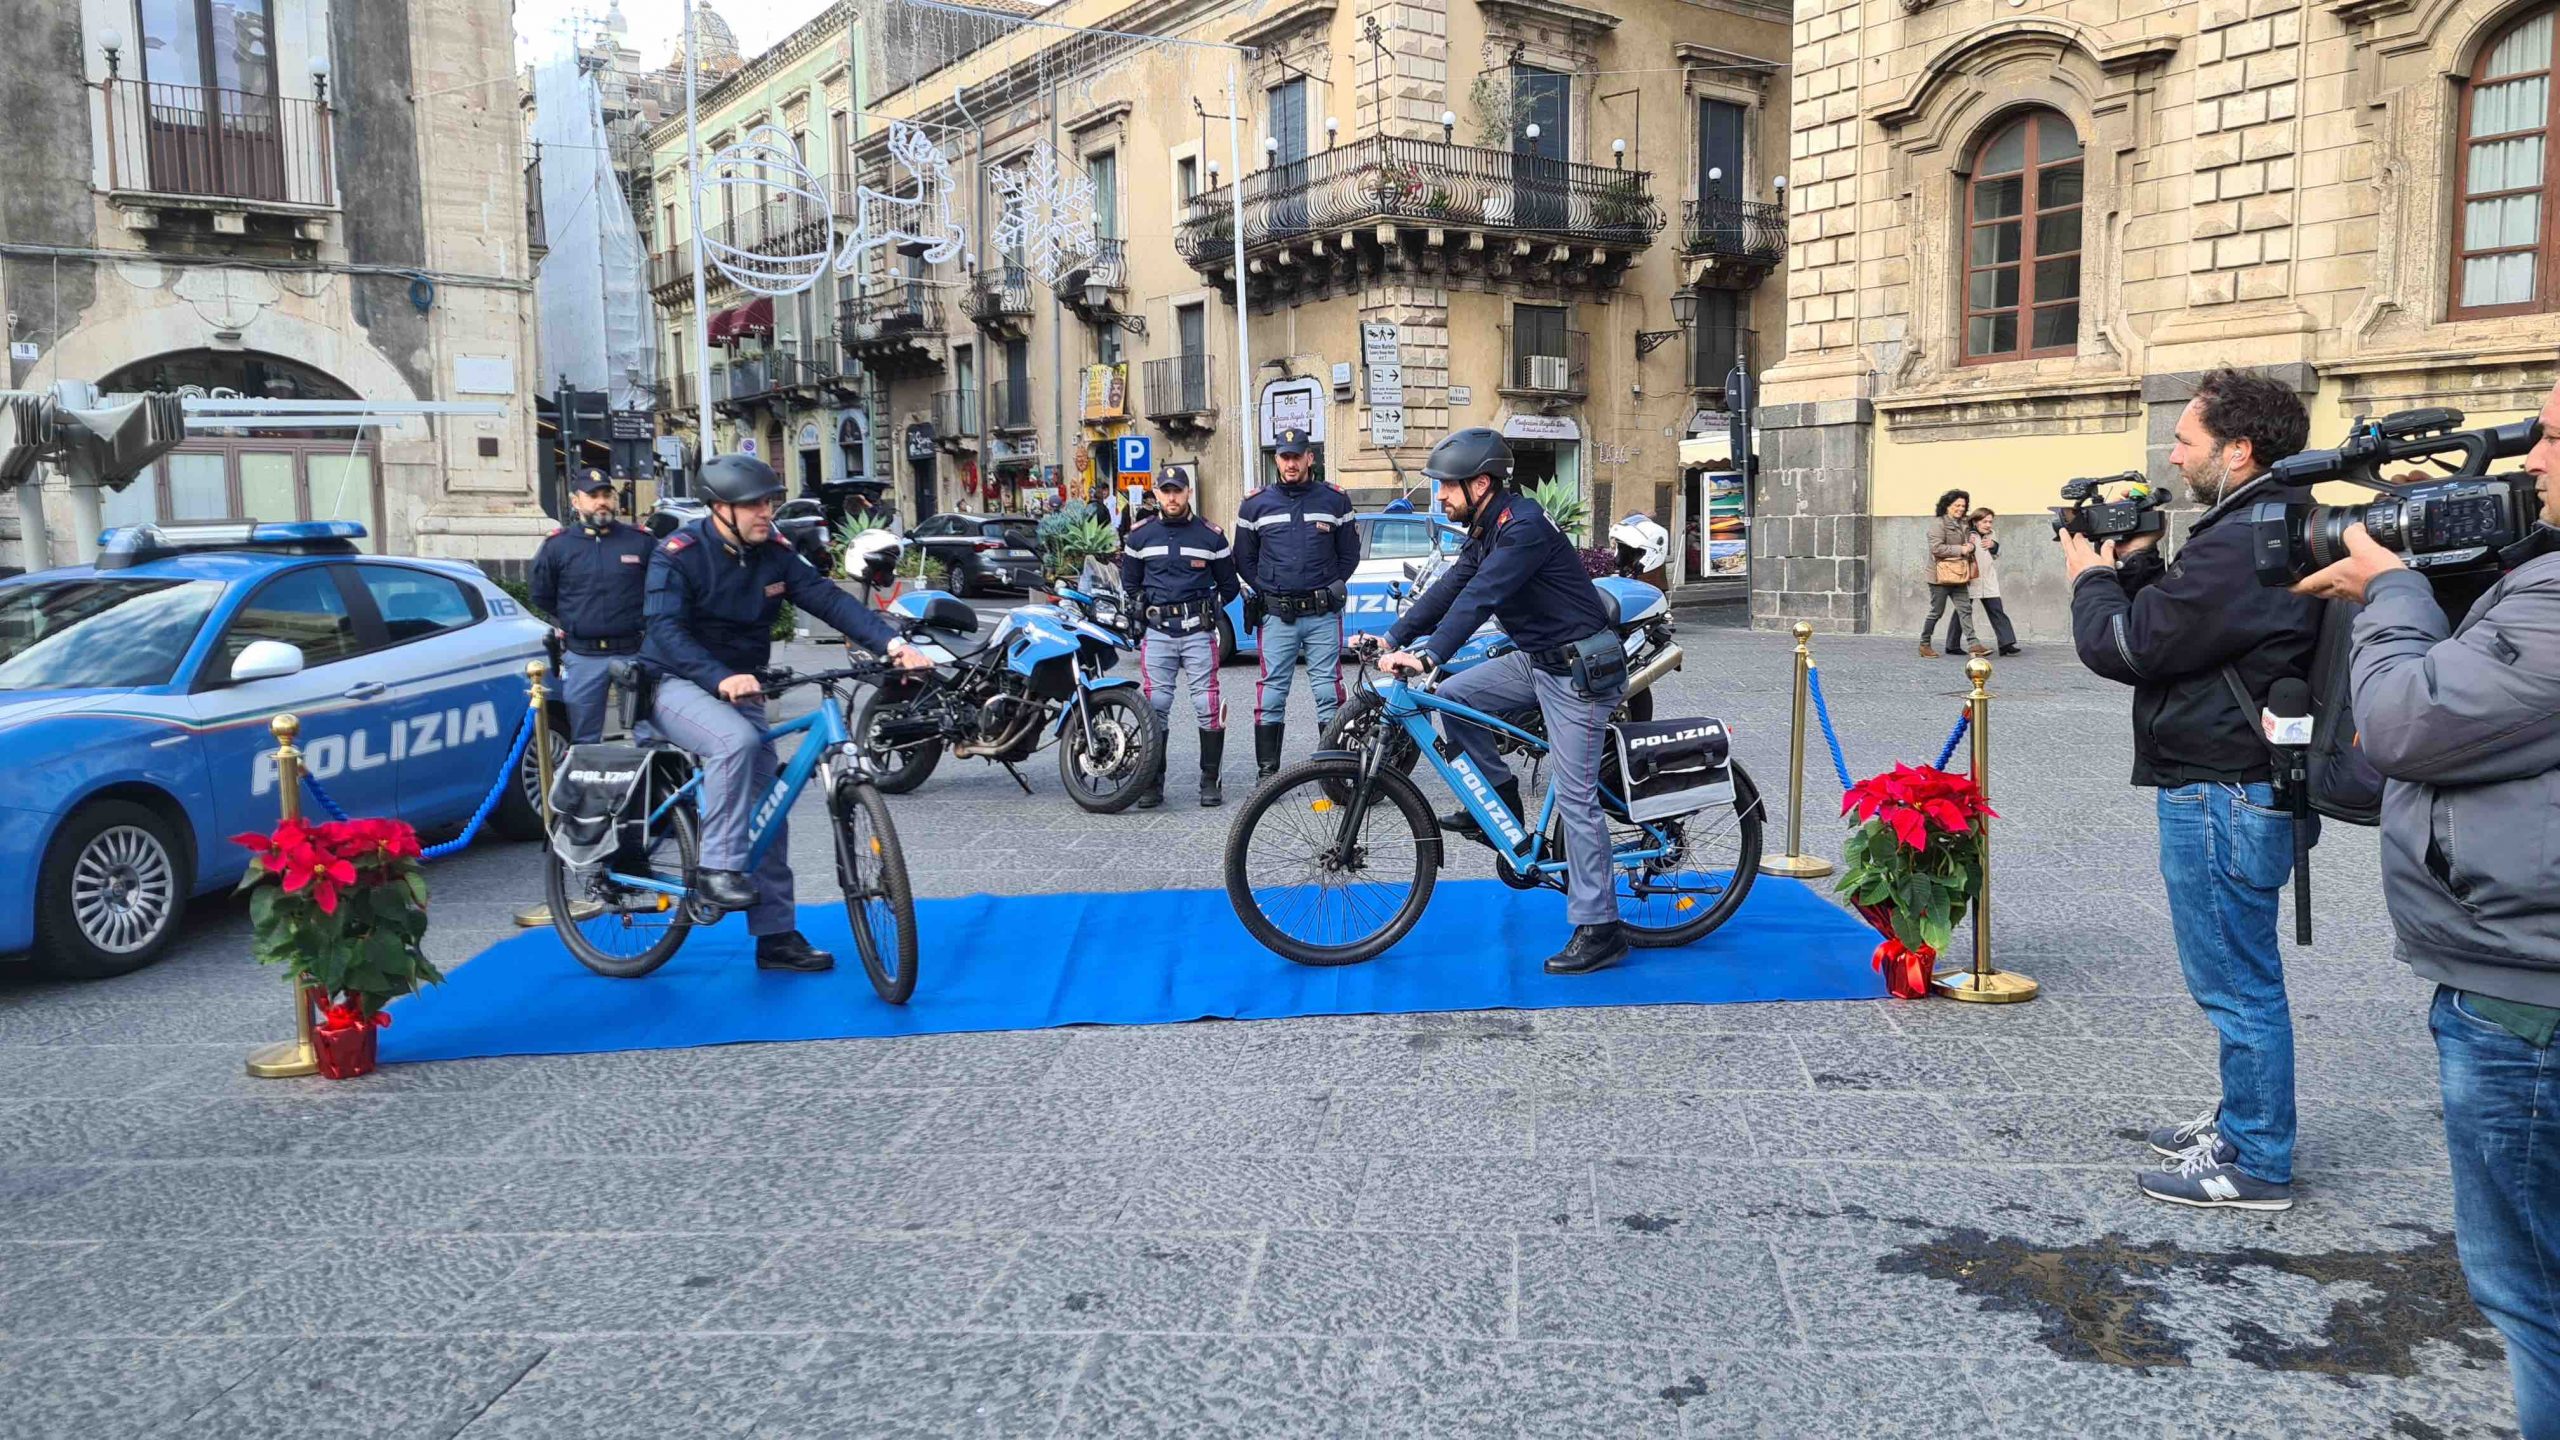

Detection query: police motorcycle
xmin=1315 ymin=538 xmax=1684 ymax=790
xmin=850 ymin=577 xmax=1160 ymax=812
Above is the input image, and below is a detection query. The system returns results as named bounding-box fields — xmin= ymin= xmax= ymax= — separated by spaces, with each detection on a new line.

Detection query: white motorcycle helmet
xmin=845 ymin=527 xmax=906 ymax=587
xmin=1610 ymin=513 xmax=1671 ymax=574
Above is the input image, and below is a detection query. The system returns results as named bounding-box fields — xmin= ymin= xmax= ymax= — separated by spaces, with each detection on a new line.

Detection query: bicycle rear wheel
xmin=547 ymin=804 xmax=700 ymax=978
xmin=1225 ymin=756 xmax=1439 ymax=966
xmin=1557 ymin=761 xmax=1763 ymax=948
xmin=832 ymin=779 xmax=919 ymax=1003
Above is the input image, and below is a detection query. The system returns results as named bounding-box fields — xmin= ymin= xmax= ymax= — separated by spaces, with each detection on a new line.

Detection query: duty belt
xmin=1264 ymin=589 xmax=1335 ymax=621
xmin=569 ymin=634 xmax=642 ymax=655
xmin=1144 ymin=598 xmax=1215 ymax=632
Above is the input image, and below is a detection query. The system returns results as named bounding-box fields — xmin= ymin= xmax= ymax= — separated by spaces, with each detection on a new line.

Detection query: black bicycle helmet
xmin=1422 ymin=427 xmax=1514 ymax=486
xmin=698 ymin=453 xmax=786 ymax=505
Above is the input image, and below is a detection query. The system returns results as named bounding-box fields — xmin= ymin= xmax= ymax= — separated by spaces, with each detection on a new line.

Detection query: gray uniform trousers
xmin=649 ymin=676 xmax=796 ymax=937
xmin=558 ymin=649 xmax=619 ymax=745
xmin=1139 ymin=625 xmax=1224 ymax=730
xmin=1437 ymin=650 xmax=1624 ymax=928
xmin=1255 ymin=611 xmax=1345 ymax=727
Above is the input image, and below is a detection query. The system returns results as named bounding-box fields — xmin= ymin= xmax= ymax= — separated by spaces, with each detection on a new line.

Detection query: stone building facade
xmin=0 ymin=0 xmax=540 ymax=571
xmin=1760 ymin=0 xmax=2560 ymax=636
xmin=803 ymin=0 xmax=1791 ymax=582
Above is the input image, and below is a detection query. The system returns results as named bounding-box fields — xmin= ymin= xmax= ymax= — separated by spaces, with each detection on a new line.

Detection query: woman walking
xmin=1920 ymin=489 xmax=1981 ymax=658
xmin=1940 ymin=506 xmax=2021 ymax=656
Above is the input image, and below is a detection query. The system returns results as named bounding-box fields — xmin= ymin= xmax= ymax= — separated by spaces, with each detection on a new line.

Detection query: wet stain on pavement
xmin=1657 ymin=1373 xmax=1713 ymax=1409
xmin=1615 ymin=1213 xmax=1679 ymax=1234
xmin=1880 ymin=1226 xmax=2496 ymax=1376
xmin=1061 ymin=1290 xmax=1106 ymax=1313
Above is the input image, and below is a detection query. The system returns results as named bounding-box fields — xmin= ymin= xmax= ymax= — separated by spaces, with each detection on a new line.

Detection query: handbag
xmin=1933 ymin=554 xmax=1976 ymax=586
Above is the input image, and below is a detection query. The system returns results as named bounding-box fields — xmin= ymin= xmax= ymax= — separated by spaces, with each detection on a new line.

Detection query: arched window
xmin=1963 ymin=110 xmax=2083 ymax=362
xmin=2455 ymin=8 xmax=2558 ymax=316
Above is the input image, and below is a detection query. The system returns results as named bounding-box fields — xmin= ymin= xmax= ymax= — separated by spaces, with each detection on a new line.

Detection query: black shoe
xmin=697 ymin=869 xmax=758 ymax=911
xmin=1438 ymin=778 xmax=1524 ymax=844
xmin=755 ymin=930 xmax=835 ymax=972
xmin=1255 ymin=723 xmax=1284 ymax=780
xmin=1545 ymin=922 xmax=1630 ymax=976
xmin=1199 ymin=727 xmax=1226 ymax=807
xmin=1135 ymin=784 xmax=1163 ymax=810
xmin=1999 ymin=647 xmax=2022 ymax=656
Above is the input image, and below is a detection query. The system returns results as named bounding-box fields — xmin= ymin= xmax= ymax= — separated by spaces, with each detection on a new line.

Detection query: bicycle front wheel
xmin=832 ymin=780 xmax=919 ymax=1003
xmin=1559 ymin=761 xmax=1764 ymax=948
xmin=547 ymin=804 xmax=699 ymax=978
xmin=1225 ymin=756 xmax=1439 ymax=966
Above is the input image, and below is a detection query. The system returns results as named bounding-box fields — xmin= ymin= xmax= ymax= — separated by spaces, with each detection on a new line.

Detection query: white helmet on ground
xmin=1609 ymin=513 xmax=1671 ymax=573
xmin=846 ymin=527 xmax=906 ymax=586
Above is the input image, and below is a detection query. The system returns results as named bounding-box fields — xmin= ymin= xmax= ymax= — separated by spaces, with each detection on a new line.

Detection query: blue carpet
xmin=379 ymin=877 xmax=1884 ymax=1063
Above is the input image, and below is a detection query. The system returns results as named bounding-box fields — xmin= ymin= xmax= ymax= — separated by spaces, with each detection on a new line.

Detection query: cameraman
xmin=2291 ymin=379 xmax=2560 ymax=1435
xmin=2063 ymin=367 xmax=2321 ymax=1210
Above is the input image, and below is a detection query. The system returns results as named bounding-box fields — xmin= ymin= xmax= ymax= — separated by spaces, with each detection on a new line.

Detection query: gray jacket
xmin=1926 ymin=514 xmax=1974 ymax=575
xmin=2353 ymin=549 xmax=2560 ymax=1007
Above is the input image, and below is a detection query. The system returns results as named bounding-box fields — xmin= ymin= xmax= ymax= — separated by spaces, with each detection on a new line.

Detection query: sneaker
xmin=2146 ymin=1107 xmax=2233 ymax=1161
xmin=2137 ymin=1149 xmax=2294 ymax=1211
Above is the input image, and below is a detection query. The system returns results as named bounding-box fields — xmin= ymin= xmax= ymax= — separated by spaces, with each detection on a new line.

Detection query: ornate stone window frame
xmin=1865 ymin=19 xmax=2173 ymax=416
xmin=1236 ymin=1 xmax=1337 ymax=131
xmin=1476 ymin=0 xmax=1620 ymax=165
xmin=1675 ymin=42 xmax=1777 ymax=205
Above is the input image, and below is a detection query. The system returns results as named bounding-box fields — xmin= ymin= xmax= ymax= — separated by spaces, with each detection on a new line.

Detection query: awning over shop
xmin=707 ymin=298 xmax=775 ymax=344
xmin=1680 ymin=431 xmax=1733 ymax=469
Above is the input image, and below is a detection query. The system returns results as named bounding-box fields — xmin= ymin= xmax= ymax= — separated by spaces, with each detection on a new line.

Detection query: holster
xmin=1535 ymin=631 xmax=1628 ymax=700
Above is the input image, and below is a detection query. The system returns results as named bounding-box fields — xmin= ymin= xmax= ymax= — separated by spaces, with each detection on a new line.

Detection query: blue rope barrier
xmin=1936 ymin=710 xmax=1971 ymax=771
xmin=1804 ymin=665 xmax=1856 ymax=792
xmin=295 ymin=702 xmax=538 ymax=863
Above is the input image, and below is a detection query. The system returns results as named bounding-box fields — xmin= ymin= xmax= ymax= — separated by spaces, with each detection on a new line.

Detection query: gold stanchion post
xmin=1932 ymin=655 xmax=2038 ymax=1003
xmin=245 ymin=714 xmax=321 ymax=1078
xmin=515 ymin=661 xmax=567 ymax=929
xmin=1760 ymin=621 xmax=1836 ymax=879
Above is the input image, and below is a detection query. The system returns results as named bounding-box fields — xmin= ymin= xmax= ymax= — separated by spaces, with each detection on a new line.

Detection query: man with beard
xmin=2064 ymin=367 xmax=2321 ymax=1210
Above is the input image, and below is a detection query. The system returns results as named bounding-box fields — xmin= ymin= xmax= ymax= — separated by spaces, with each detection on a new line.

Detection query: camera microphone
xmin=2263 ymin=677 xmax=2313 ymax=747
xmin=2262 ymin=675 xmax=2316 ymax=945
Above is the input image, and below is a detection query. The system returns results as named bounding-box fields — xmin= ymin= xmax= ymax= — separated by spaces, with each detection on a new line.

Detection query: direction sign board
xmin=1367 ymin=364 xmax=1404 ymax=403
xmin=1362 ymin=323 xmax=1399 ymax=368
xmin=1370 ymin=406 xmax=1406 ymax=448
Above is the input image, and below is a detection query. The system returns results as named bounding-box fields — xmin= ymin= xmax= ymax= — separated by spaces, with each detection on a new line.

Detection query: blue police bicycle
xmin=544 ymin=660 xmax=921 ymax=1002
xmin=1223 ymin=653 xmax=1763 ymax=966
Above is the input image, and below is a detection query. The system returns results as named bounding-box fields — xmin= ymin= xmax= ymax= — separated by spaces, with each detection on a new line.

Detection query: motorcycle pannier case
xmin=1603 ymin=718 xmax=1734 ymax=823
xmin=546 ymin=742 xmax=655 ymax=873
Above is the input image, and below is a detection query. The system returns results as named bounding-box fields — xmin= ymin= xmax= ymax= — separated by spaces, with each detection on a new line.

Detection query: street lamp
xmin=98 ymin=25 xmax=122 ymax=76
xmin=1611 ymin=138 xmax=1626 ymax=168
xmin=1524 ymin=123 xmax=1540 ymax=143
xmin=1440 ymin=110 xmax=1456 ymax=144
xmin=1637 ymin=289 xmax=1695 ymax=358
xmin=1264 ymin=135 xmax=1279 ymax=169
xmin=1325 ymin=116 xmax=1338 ymax=149
xmin=309 ymin=53 xmax=330 ymax=105
xmin=1707 ymin=165 xmax=1723 ymax=199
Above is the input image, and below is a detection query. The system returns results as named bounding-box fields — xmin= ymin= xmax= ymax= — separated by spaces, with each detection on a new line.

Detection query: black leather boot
xmin=697 ymin=869 xmax=758 ymax=911
xmin=1545 ymin=922 xmax=1629 ymax=976
xmin=1135 ymin=722 xmax=1167 ymax=809
xmin=755 ymin=929 xmax=836 ymax=972
xmin=1198 ymin=728 xmax=1225 ymax=807
xmin=1439 ymin=778 xmax=1523 ymax=844
xmin=1255 ymin=723 xmax=1285 ymax=780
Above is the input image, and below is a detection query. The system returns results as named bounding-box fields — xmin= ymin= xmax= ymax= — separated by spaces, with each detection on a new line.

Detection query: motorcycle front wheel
xmin=1058 ymin=688 xmax=1162 ymax=813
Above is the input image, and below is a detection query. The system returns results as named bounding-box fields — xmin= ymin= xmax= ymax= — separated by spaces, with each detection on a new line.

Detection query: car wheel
xmin=33 ymin=799 xmax=192 ymax=980
xmin=495 ymin=709 xmax=574 ymax=842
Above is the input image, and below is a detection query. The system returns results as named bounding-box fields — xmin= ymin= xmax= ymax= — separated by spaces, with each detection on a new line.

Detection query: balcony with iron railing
xmin=1061 ymin=239 xmax=1130 ymax=324
xmin=97 ymin=76 xmax=335 ymax=224
xmin=648 ymin=244 xmax=696 ymax=301
xmin=1496 ymin=327 xmax=1591 ymax=400
xmin=1679 ymin=195 xmax=1787 ymax=283
xmin=1142 ymin=354 xmax=1217 ymax=435
xmin=1174 ymin=136 xmax=1662 ymax=303
xmin=933 ymin=387 xmax=981 ymax=439
xmin=966 ymin=266 xmax=1034 ymax=334
xmin=988 ymin=380 xmax=1035 ymax=433
xmin=653 ymin=373 xmax=700 ymax=414
xmin=837 ymin=290 xmax=946 ymax=376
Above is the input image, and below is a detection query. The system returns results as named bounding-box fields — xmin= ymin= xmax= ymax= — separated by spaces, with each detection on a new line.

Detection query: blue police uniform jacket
xmin=1234 ymin=479 xmax=1360 ymax=594
xmin=641 ymin=516 xmax=899 ymax=695
xmin=529 ymin=520 xmax=654 ymax=653
xmin=1119 ymin=512 xmax=1241 ymax=607
xmin=1387 ymin=491 xmax=1610 ymax=664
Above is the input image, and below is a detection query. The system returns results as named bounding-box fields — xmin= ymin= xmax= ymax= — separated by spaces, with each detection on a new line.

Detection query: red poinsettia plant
xmin=234 ymin=817 xmax=440 ymax=1019
xmin=1835 ymin=764 xmax=1996 ymax=997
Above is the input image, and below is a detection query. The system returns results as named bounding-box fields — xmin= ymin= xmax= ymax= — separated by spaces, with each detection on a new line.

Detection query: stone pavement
xmin=0 ymin=625 xmax=2516 ymax=1438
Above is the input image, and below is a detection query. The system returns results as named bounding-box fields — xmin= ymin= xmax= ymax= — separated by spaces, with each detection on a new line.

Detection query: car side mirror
xmin=229 ymin=639 xmax=305 ymax=684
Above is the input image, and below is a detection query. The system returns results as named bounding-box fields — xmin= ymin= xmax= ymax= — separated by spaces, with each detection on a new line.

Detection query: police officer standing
xmin=641 ymin=454 xmax=933 ymax=972
xmin=531 ymin=468 xmax=654 ymax=743
xmin=1235 ymin=427 xmax=1361 ymax=780
xmin=1120 ymin=469 xmax=1240 ymax=809
xmin=1378 ymin=429 xmax=1629 ymax=976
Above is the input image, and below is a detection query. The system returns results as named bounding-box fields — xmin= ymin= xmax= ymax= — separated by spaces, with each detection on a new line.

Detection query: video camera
xmin=2050 ymin=472 xmax=2174 ymax=543
xmin=2248 ymin=407 xmax=2540 ymax=588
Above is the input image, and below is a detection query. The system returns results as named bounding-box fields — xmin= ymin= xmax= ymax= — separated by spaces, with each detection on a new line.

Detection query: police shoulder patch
xmin=662 ymin=533 xmax=693 ymax=552
xmin=547 ymin=524 xmax=563 ymax=536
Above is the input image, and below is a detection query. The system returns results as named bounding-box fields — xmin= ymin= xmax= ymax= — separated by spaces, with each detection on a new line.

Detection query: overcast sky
xmin=515 ymin=0 xmax=840 ymax=69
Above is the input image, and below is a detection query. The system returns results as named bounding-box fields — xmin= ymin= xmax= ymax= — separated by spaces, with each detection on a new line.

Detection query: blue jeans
xmin=2432 ymin=985 xmax=2560 ymax=1439
xmin=2157 ymin=781 xmax=2297 ymax=1183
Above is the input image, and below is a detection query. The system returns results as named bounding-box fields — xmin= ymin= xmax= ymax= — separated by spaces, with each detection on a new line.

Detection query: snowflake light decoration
xmin=991 ymin=143 xmax=1100 ymax=289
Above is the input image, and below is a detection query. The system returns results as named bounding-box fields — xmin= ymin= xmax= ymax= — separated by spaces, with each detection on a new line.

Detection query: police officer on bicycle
xmin=531 ymin=468 xmax=653 ymax=743
xmin=1121 ymin=468 xmax=1240 ymax=809
xmin=1376 ymin=428 xmax=1630 ymax=976
xmin=1236 ymin=427 xmax=1361 ymax=779
xmin=641 ymin=454 xmax=933 ymax=972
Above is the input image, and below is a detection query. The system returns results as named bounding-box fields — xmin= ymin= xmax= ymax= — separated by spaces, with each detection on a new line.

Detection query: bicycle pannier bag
xmin=547 ymin=742 xmax=654 ymax=873
xmin=1603 ymin=718 xmax=1734 ymax=822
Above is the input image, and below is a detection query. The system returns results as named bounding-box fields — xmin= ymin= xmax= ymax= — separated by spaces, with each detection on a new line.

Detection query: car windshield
xmin=0 ymin=578 xmax=224 ymax=692
xmin=981 ymin=521 xmax=1037 ymax=549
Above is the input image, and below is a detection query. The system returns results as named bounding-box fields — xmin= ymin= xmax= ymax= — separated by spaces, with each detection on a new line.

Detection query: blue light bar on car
xmin=95 ymin=519 xmax=370 ymax=569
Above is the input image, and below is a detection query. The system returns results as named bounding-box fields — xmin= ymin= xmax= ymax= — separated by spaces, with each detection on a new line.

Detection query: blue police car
xmin=0 ymin=522 xmax=559 ymax=979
